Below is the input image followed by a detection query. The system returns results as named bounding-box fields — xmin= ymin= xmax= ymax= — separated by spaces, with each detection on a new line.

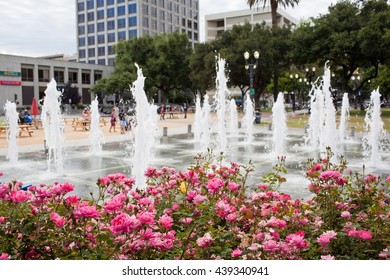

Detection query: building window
xmin=98 ymin=59 xmax=106 ymax=65
xmin=97 ymin=34 xmax=105 ymax=44
xmin=151 ymin=7 xmax=157 ymax=18
xmin=142 ymin=4 xmax=148 ymax=15
xmin=117 ymin=0 xmax=125 ymax=3
xmin=78 ymin=26 xmax=85 ymax=35
xmin=159 ymin=0 xmax=165 ymax=8
xmin=87 ymin=0 xmax=94 ymax=10
xmin=69 ymin=71 xmax=78 ymax=83
xmin=89 ymin=60 xmax=96 ymax=64
xmin=217 ymin=20 xmax=224 ymax=27
xmin=117 ymin=6 xmax=126 ymax=16
xmin=182 ymin=18 xmax=185 ymax=27
xmin=88 ymin=36 xmax=95 ymax=45
xmin=151 ymin=0 xmax=157 ymax=5
xmin=97 ymin=22 xmax=105 ymax=32
xmin=38 ymin=69 xmax=50 ymax=82
xmin=159 ymin=10 xmax=165 ymax=20
xmin=108 ymin=58 xmax=115 ymax=66
xmin=79 ymin=49 xmax=86 ymax=59
xmin=54 ymin=69 xmax=65 ymax=83
xmin=108 ymin=45 xmax=115 ymax=55
xmin=88 ymin=48 xmax=96 ymax=57
xmin=151 ymin=19 xmax=157 ymax=30
xmin=108 ymin=33 xmax=115 ymax=42
xmin=118 ymin=18 xmax=126 ymax=28
xmin=96 ymin=0 xmax=104 ymax=8
xmin=194 ymin=32 xmax=198 ymax=41
xmin=88 ymin=24 xmax=95 ymax=33
xmin=118 ymin=31 xmax=126 ymax=41
xmin=97 ymin=9 xmax=104 ymax=19
xmin=129 ymin=16 xmax=137 ymax=27
xmin=78 ymin=14 xmax=85 ymax=23
xmin=21 ymin=68 xmax=34 ymax=82
xmin=129 ymin=29 xmax=137 ymax=38
xmin=187 ymin=20 xmax=192 ymax=28
xmin=94 ymin=71 xmax=103 ymax=82
xmin=128 ymin=3 xmax=137 ymax=14
xmin=107 ymin=20 xmax=115 ymax=30
xmin=77 ymin=2 xmax=85 ymax=12
xmin=159 ymin=22 xmax=165 ymax=32
xmin=107 ymin=7 xmax=115 ymax=18
xmin=79 ymin=37 xmax=86 ymax=47
xmin=107 ymin=0 xmax=114 ymax=6
xmin=142 ymin=17 xmax=149 ymax=28
xmin=87 ymin=12 xmax=94 ymax=21
xmin=82 ymin=72 xmax=91 ymax=84
xmin=98 ymin=46 xmax=105 ymax=56
xmin=194 ymin=22 xmax=198 ymax=30
xmin=187 ymin=31 xmax=192 ymax=39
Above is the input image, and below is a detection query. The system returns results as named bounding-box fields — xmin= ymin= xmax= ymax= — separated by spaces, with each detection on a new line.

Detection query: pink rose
xmin=10 ymin=190 xmax=31 ymax=203
xmin=0 ymin=216 xmax=4 ymax=223
xmin=49 ymin=212 xmax=67 ymax=228
xmin=0 ymin=253 xmax=9 ymax=260
xmin=137 ymin=211 xmax=155 ymax=225
xmin=159 ymin=214 xmax=173 ymax=230
xmin=231 ymin=248 xmax=242 ymax=257
xmin=341 ymin=211 xmax=351 ymax=219
xmin=110 ymin=213 xmax=141 ymax=234
xmin=206 ymin=178 xmax=224 ymax=193
xmin=358 ymin=230 xmax=372 ymax=240
xmin=73 ymin=204 xmax=101 ymax=219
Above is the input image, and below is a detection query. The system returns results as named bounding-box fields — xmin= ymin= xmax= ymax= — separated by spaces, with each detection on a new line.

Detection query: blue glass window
xmin=129 ymin=29 xmax=137 ymax=39
xmin=98 ymin=34 xmax=105 ymax=44
xmin=128 ymin=3 xmax=137 ymax=14
xmin=87 ymin=12 xmax=94 ymax=21
xmin=79 ymin=49 xmax=86 ymax=58
xmin=79 ymin=37 xmax=86 ymax=47
xmin=88 ymin=36 xmax=95 ymax=45
xmin=88 ymin=48 xmax=95 ymax=57
xmin=118 ymin=18 xmax=126 ymax=29
xmin=107 ymin=0 xmax=114 ymax=6
xmin=118 ymin=31 xmax=126 ymax=41
xmin=78 ymin=3 xmax=85 ymax=12
xmin=87 ymin=24 xmax=95 ymax=33
xmin=97 ymin=10 xmax=104 ymax=20
xmin=97 ymin=22 xmax=105 ymax=32
xmin=107 ymin=20 xmax=115 ymax=30
xmin=87 ymin=0 xmax=94 ymax=10
xmin=108 ymin=33 xmax=115 ymax=42
xmin=107 ymin=8 xmax=115 ymax=18
xmin=117 ymin=6 xmax=126 ymax=16
xmin=96 ymin=0 xmax=104 ymax=8
xmin=129 ymin=16 xmax=137 ymax=27
xmin=78 ymin=26 xmax=85 ymax=35
xmin=98 ymin=46 xmax=105 ymax=56
xmin=78 ymin=14 xmax=85 ymax=23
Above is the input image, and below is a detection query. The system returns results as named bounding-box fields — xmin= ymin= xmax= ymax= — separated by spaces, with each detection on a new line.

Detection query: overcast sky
xmin=0 ymin=0 xmax=337 ymax=57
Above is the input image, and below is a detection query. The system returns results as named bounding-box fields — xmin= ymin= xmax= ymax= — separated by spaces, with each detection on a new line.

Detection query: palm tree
xmin=247 ymin=0 xmax=300 ymax=101
xmin=247 ymin=0 xmax=300 ymax=27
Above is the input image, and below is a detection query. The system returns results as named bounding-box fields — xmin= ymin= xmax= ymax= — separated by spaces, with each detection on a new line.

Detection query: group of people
xmin=109 ymin=107 xmax=131 ymax=134
xmin=19 ymin=109 xmax=33 ymax=124
xmin=159 ymin=103 xmax=188 ymax=120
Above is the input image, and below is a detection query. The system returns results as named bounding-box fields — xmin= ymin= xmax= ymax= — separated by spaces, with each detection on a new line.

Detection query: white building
xmin=0 ymin=53 xmax=114 ymax=114
xmin=76 ymin=0 xmax=200 ymax=66
xmin=205 ymin=7 xmax=298 ymax=42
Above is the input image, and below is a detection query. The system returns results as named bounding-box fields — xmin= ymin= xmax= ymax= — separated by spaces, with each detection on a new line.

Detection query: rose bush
xmin=0 ymin=150 xmax=389 ymax=260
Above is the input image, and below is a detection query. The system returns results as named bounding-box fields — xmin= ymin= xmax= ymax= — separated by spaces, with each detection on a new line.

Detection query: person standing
xmin=160 ymin=105 xmax=165 ymax=120
xmin=119 ymin=109 xmax=126 ymax=134
xmin=183 ymin=103 xmax=188 ymax=119
xmin=109 ymin=107 xmax=116 ymax=132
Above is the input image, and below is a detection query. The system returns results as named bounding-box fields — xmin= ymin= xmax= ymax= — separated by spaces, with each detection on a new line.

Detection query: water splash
xmin=243 ymin=93 xmax=254 ymax=144
xmin=271 ymin=92 xmax=287 ymax=157
xmin=130 ymin=64 xmax=159 ymax=188
xmin=214 ymin=56 xmax=230 ymax=154
xmin=363 ymin=88 xmax=387 ymax=167
xmin=201 ymin=95 xmax=211 ymax=153
xmin=89 ymin=96 xmax=104 ymax=153
xmin=4 ymin=101 xmax=19 ymax=164
xmin=338 ymin=92 xmax=350 ymax=144
xmin=41 ymin=78 xmax=64 ymax=173
xmin=229 ymin=99 xmax=238 ymax=138
xmin=193 ymin=94 xmax=202 ymax=143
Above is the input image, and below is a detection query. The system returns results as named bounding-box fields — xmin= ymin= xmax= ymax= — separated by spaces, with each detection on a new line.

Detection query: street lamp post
xmin=351 ymin=73 xmax=361 ymax=109
xmin=244 ymin=51 xmax=260 ymax=102
xmin=305 ymin=66 xmax=316 ymax=85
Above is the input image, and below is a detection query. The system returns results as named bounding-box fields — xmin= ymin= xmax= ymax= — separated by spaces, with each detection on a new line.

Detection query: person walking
xmin=183 ymin=103 xmax=188 ymax=119
xmin=109 ymin=107 xmax=116 ymax=132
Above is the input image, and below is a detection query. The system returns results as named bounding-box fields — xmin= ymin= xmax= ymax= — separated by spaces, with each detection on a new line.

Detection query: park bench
xmin=18 ymin=125 xmax=34 ymax=137
xmin=72 ymin=119 xmax=91 ymax=131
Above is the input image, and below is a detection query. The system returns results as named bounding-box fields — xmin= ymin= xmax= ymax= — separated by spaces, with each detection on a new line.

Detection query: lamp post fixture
xmin=305 ymin=66 xmax=316 ymax=85
xmin=351 ymin=73 xmax=361 ymax=109
xmin=289 ymin=73 xmax=301 ymax=112
xmin=244 ymin=51 xmax=260 ymax=98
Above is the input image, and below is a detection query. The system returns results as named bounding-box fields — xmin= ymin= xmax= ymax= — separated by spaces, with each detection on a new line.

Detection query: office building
xmin=0 ymin=53 xmax=114 ymax=113
xmin=205 ymin=7 xmax=298 ymax=42
xmin=76 ymin=0 xmax=199 ymax=66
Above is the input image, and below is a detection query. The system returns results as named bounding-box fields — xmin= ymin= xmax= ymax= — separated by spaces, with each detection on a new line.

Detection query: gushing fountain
xmin=41 ymin=78 xmax=64 ymax=173
xmin=229 ymin=99 xmax=238 ymax=138
xmin=339 ymin=92 xmax=350 ymax=143
xmin=89 ymin=96 xmax=104 ymax=153
xmin=4 ymin=101 xmax=19 ymax=164
xmin=243 ymin=93 xmax=254 ymax=144
xmin=363 ymin=88 xmax=387 ymax=167
xmin=130 ymin=64 xmax=159 ymax=188
xmin=271 ymin=92 xmax=287 ymax=157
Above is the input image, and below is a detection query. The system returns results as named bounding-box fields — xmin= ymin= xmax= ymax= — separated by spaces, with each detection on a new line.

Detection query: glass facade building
xmin=76 ymin=0 xmax=199 ymax=66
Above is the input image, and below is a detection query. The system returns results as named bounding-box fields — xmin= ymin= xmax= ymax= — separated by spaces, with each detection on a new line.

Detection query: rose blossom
xmin=206 ymin=178 xmax=224 ymax=193
xmin=341 ymin=211 xmax=351 ymax=219
xmin=49 ymin=212 xmax=67 ymax=228
xmin=159 ymin=214 xmax=174 ymax=230
xmin=231 ymin=248 xmax=242 ymax=257
xmin=196 ymin=232 xmax=214 ymax=248
xmin=317 ymin=230 xmax=337 ymax=249
xmin=110 ymin=213 xmax=141 ymax=234
xmin=0 ymin=253 xmax=9 ymax=260
xmin=73 ymin=204 xmax=101 ymax=219
xmin=358 ymin=230 xmax=372 ymax=240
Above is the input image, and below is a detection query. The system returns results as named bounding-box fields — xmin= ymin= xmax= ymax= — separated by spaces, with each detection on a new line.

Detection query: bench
xmin=165 ymin=110 xmax=182 ymax=119
xmin=18 ymin=125 xmax=34 ymax=137
xmin=72 ymin=119 xmax=91 ymax=131
xmin=0 ymin=126 xmax=8 ymax=137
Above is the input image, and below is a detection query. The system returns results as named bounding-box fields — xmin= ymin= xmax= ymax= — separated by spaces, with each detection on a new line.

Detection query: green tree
xmin=247 ymin=0 xmax=300 ymax=101
xmin=92 ymin=33 xmax=192 ymax=104
xmin=291 ymin=0 xmax=390 ymax=98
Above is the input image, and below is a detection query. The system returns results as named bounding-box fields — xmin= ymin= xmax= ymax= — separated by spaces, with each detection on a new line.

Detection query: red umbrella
xmin=30 ymin=97 xmax=39 ymax=116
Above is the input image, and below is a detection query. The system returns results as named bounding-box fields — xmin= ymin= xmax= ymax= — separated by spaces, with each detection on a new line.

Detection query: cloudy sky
xmin=0 ymin=0 xmax=337 ymax=57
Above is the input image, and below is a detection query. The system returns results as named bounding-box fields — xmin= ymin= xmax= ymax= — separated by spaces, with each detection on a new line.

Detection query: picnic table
xmin=18 ymin=125 xmax=34 ymax=137
xmin=72 ymin=119 xmax=91 ymax=131
xmin=0 ymin=126 xmax=7 ymax=136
